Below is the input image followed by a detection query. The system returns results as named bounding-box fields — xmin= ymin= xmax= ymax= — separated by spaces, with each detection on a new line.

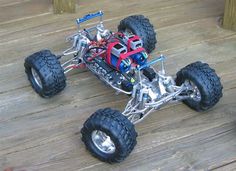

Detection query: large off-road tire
xmin=24 ymin=50 xmax=66 ymax=98
xmin=176 ymin=61 xmax=223 ymax=111
xmin=118 ymin=15 xmax=157 ymax=53
xmin=81 ymin=108 xmax=137 ymax=163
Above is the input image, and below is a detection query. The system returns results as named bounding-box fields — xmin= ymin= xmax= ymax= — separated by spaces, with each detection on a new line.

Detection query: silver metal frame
xmin=54 ymin=12 xmax=201 ymax=125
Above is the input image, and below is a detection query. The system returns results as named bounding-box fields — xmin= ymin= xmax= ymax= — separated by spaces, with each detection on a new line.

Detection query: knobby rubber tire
xmin=118 ymin=15 xmax=157 ymax=53
xmin=24 ymin=50 xmax=66 ymax=98
xmin=81 ymin=108 xmax=137 ymax=163
xmin=176 ymin=61 xmax=223 ymax=111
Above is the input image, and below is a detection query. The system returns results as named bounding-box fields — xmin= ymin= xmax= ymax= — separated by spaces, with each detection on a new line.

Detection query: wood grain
xmin=0 ymin=0 xmax=236 ymax=170
xmin=53 ymin=0 xmax=76 ymax=14
xmin=223 ymin=0 xmax=236 ymax=31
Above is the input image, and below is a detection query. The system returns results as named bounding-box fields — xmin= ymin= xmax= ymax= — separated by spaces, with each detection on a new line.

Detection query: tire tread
xmin=81 ymin=108 xmax=137 ymax=163
xmin=24 ymin=50 xmax=66 ymax=97
xmin=176 ymin=61 xmax=223 ymax=111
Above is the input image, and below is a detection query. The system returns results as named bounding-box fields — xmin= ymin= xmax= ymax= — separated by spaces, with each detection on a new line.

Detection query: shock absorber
xmin=77 ymin=34 xmax=89 ymax=58
xmin=137 ymin=86 xmax=149 ymax=110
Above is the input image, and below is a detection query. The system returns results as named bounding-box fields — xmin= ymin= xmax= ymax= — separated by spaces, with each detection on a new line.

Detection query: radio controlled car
xmin=24 ymin=11 xmax=223 ymax=163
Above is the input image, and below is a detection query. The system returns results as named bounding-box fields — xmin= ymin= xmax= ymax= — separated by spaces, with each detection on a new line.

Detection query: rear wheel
xmin=24 ymin=50 xmax=66 ymax=98
xmin=118 ymin=15 xmax=157 ymax=53
xmin=176 ymin=61 xmax=223 ymax=111
xmin=81 ymin=108 xmax=137 ymax=163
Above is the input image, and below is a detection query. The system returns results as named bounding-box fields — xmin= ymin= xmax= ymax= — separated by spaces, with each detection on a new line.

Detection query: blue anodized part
xmin=76 ymin=11 xmax=104 ymax=25
xmin=110 ymin=55 xmax=131 ymax=73
xmin=137 ymin=54 xmax=165 ymax=71
xmin=130 ymin=52 xmax=148 ymax=65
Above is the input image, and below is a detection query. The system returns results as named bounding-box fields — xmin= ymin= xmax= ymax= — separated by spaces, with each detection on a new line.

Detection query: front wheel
xmin=176 ymin=61 xmax=223 ymax=111
xmin=81 ymin=108 xmax=137 ymax=163
xmin=24 ymin=50 xmax=66 ymax=98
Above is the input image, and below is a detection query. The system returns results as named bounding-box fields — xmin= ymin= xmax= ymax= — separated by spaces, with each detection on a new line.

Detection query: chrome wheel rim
xmin=31 ymin=68 xmax=42 ymax=88
xmin=91 ymin=130 xmax=116 ymax=154
xmin=186 ymin=80 xmax=201 ymax=102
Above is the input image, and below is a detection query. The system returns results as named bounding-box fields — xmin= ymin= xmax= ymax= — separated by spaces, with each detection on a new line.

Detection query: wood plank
xmin=75 ymin=123 xmax=236 ymax=171
xmin=0 ymin=19 xmax=236 ymax=123
xmin=0 ymin=17 xmax=235 ymax=94
xmin=1 ymin=87 xmax=235 ymax=170
xmin=0 ymin=0 xmax=30 ymax=8
xmin=0 ymin=0 xmax=189 ymax=25
xmin=0 ymin=0 xmax=225 ymax=75
xmin=1 ymin=0 xmax=236 ymax=170
xmin=53 ymin=0 xmax=76 ymax=14
xmin=0 ymin=20 xmax=234 ymax=128
xmin=0 ymin=0 xmax=51 ymax=23
xmin=213 ymin=161 xmax=236 ymax=171
xmin=0 ymin=51 xmax=235 ymax=169
xmin=223 ymin=0 xmax=236 ymax=31
xmin=1 ymin=0 xmax=225 ymax=42
xmin=0 ymin=0 xmax=224 ymax=44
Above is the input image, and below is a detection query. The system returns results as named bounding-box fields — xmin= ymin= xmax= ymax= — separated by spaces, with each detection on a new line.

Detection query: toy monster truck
xmin=24 ymin=11 xmax=223 ymax=163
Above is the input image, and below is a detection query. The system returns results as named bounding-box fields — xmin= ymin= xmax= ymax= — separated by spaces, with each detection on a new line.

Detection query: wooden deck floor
xmin=0 ymin=0 xmax=236 ymax=170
